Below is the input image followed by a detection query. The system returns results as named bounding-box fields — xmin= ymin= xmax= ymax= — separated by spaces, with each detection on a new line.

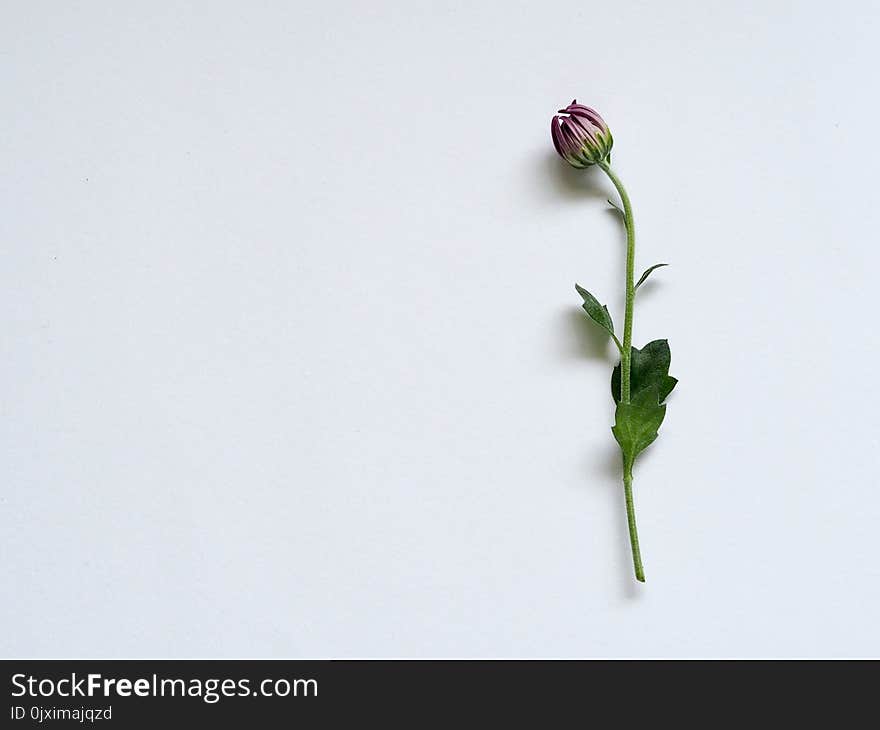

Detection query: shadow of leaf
xmin=564 ymin=306 xmax=614 ymax=362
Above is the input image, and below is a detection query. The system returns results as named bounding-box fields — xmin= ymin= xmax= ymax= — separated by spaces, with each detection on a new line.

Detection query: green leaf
xmin=635 ymin=263 xmax=668 ymax=290
xmin=575 ymin=284 xmax=618 ymax=345
xmin=612 ymin=339 xmax=677 ymax=405
xmin=612 ymin=385 xmax=667 ymax=464
xmin=606 ymin=199 xmax=625 ymax=218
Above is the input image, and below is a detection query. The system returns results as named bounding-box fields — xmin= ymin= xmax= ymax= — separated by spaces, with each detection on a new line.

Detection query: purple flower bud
xmin=551 ymin=100 xmax=613 ymax=168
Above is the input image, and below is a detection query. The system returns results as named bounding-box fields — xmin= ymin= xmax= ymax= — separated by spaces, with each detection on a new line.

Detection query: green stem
xmin=598 ymin=161 xmax=635 ymax=404
xmin=623 ymin=458 xmax=645 ymax=582
xmin=598 ymin=160 xmax=644 ymax=582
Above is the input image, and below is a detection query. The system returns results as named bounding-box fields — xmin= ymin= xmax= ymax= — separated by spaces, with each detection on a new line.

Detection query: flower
xmin=550 ymin=101 xmax=613 ymax=168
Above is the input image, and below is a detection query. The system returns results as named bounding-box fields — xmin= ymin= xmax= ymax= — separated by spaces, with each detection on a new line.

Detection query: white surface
xmin=2 ymin=0 xmax=879 ymax=658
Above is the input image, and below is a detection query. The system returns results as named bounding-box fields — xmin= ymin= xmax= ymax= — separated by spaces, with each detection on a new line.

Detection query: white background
xmin=2 ymin=1 xmax=879 ymax=658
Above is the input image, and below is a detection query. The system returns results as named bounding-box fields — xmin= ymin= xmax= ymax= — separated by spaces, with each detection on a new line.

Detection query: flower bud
xmin=551 ymin=100 xmax=613 ymax=168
